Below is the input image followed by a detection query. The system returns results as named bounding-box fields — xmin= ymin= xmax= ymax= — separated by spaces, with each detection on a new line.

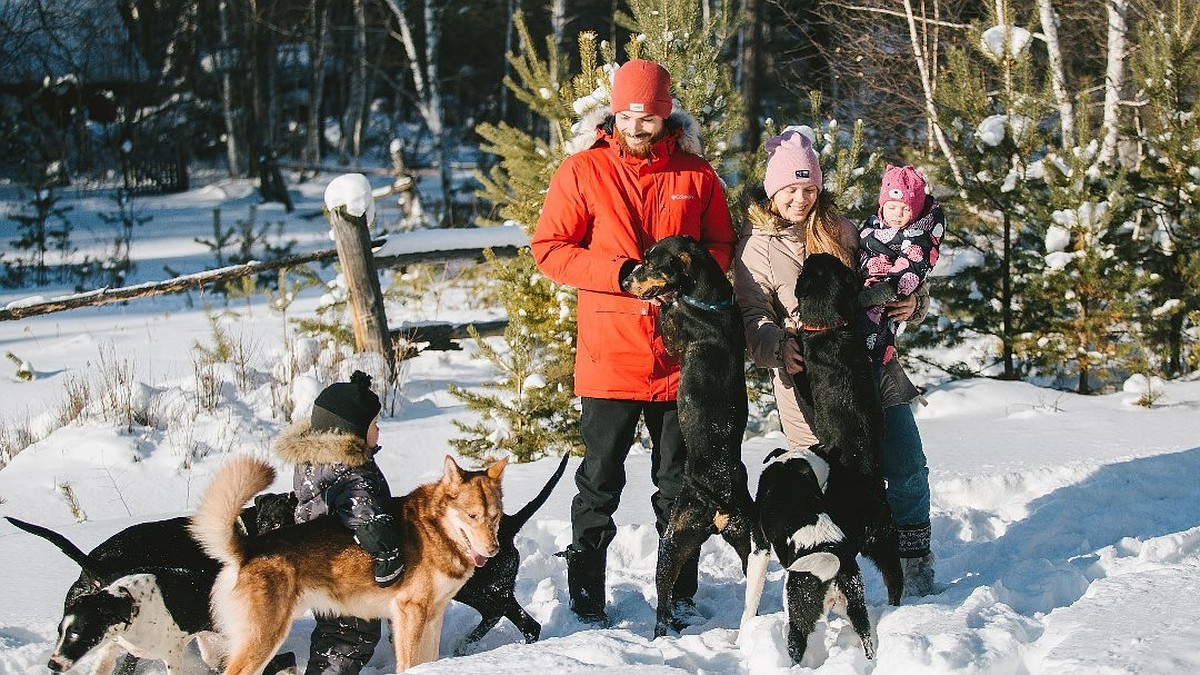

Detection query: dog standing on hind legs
xmin=622 ymin=234 xmax=767 ymax=638
xmin=740 ymin=253 xmax=903 ymax=664
xmin=189 ymin=453 xmax=507 ymax=674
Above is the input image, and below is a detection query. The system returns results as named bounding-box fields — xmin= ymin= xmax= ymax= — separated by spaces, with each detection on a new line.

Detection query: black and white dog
xmin=7 ymin=495 xmax=294 ymax=675
xmin=48 ymin=570 xmax=225 ymax=675
xmin=742 ymin=446 xmax=877 ymax=662
xmin=7 ymin=515 xmax=222 ymax=675
xmin=739 ymin=253 xmax=903 ymax=664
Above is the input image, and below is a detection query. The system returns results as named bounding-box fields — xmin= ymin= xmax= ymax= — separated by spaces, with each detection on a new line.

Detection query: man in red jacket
xmin=530 ymin=58 xmax=737 ymax=625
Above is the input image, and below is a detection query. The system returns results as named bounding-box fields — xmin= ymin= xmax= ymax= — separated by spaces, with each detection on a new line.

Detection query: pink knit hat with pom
xmin=878 ymin=164 xmax=927 ymax=220
xmin=610 ymin=59 xmax=673 ymax=119
xmin=763 ymin=126 xmax=823 ymax=198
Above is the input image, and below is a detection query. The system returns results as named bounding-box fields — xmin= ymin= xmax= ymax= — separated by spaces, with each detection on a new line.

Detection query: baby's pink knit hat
xmin=763 ymin=126 xmax=823 ymax=198
xmin=878 ymin=164 xmax=928 ymax=219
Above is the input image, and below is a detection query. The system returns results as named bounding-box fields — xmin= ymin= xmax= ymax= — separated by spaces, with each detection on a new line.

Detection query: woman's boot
xmin=898 ymin=522 xmax=935 ymax=597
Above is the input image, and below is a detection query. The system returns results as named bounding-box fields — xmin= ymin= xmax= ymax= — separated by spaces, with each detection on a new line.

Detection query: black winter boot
xmin=898 ymin=522 xmax=934 ymax=597
xmin=563 ymin=546 xmax=609 ymax=625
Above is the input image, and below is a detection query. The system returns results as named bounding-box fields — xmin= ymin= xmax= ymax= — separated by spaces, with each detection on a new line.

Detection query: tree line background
xmin=2 ymin=0 xmax=1198 ymax=458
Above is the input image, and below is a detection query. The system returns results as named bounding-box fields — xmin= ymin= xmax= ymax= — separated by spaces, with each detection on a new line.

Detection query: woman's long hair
xmin=751 ymin=190 xmax=854 ymax=269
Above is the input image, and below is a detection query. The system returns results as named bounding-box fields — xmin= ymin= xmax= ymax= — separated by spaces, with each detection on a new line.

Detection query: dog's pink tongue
xmin=472 ymin=551 xmax=488 ymax=567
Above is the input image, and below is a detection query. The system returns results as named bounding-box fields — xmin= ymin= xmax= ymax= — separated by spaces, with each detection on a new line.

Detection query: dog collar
xmin=798 ymin=319 xmax=847 ymax=332
xmin=678 ymin=294 xmax=733 ymax=311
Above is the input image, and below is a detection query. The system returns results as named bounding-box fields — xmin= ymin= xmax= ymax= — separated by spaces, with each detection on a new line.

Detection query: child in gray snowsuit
xmin=276 ymin=370 xmax=402 ymax=675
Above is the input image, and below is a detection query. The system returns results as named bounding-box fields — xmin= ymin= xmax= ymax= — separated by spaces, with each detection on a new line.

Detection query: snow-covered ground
xmin=1 ymin=177 xmax=1198 ymax=674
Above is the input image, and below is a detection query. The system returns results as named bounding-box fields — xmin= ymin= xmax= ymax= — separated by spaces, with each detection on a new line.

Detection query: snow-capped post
xmin=324 ymin=174 xmax=395 ymax=378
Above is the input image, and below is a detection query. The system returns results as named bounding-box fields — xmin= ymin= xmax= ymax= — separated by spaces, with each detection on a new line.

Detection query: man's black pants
xmin=573 ymin=397 xmax=698 ymax=598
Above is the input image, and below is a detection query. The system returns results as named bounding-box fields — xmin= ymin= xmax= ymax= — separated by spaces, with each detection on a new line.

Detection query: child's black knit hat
xmin=310 ymin=370 xmax=381 ymax=440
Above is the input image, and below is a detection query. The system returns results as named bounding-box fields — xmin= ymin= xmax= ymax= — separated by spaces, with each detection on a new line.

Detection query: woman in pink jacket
xmin=732 ymin=126 xmax=936 ymax=596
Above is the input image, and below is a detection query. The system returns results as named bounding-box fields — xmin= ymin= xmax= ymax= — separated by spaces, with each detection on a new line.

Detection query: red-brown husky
xmin=189 ymin=454 xmax=507 ymax=674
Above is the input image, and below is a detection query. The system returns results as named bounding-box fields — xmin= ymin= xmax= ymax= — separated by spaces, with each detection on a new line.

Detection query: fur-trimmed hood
xmin=745 ymin=200 xmax=797 ymax=237
xmin=564 ymin=100 xmax=704 ymax=158
xmin=276 ymin=420 xmax=375 ymax=467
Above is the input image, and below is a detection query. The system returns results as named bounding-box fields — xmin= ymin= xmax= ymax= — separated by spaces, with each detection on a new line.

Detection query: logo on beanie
xmin=629 ymin=102 xmax=645 ymax=112
xmin=796 ymin=170 xmax=810 ymax=179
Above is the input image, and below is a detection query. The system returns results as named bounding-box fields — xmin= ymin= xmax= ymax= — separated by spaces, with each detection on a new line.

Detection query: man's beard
xmin=615 ymin=127 xmax=667 ymax=158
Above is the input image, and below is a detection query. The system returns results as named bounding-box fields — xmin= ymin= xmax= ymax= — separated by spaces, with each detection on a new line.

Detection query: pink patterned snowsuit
xmin=858 ymin=197 xmax=945 ymax=364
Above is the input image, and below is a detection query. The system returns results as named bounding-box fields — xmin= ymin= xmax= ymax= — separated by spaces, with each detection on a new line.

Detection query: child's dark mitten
xmin=859 ymin=282 xmax=897 ymax=308
xmin=353 ymin=516 xmax=405 ymax=587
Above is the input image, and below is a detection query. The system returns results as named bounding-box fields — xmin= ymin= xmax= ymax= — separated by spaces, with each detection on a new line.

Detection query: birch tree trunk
xmin=1038 ymin=0 xmax=1075 ymax=147
xmin=902 ymin=0 xmax=964 ymax=186
xmin=423 ymin=0 xmax=452 ymax=227
xmin=1098 ymin=0 xmax=1128 ymax=165
xmin=550 ymin=0 xmax=567 ymax=80
xmin=304 ymin=0 xmax=331 ymax=169
xmin=218 ymin=0 xmax=242 ymax=178
xmin=382 ymin=0 xmax=452 ymax=226
xmin=341 ymin=0 xmax=368 ymax=164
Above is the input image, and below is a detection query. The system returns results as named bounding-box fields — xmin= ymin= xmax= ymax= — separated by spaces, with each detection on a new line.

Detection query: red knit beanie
xmin=610 ymin=59 xmax=673 ymax=119
xmin=878 ymin=165 xmax=928 ymax=221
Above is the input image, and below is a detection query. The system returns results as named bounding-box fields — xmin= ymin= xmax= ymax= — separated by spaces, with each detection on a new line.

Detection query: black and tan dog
xmin=741 ymin=252 xmax=903 ymax=663
xmin=623 ymin=234 xmax=766 ymax=638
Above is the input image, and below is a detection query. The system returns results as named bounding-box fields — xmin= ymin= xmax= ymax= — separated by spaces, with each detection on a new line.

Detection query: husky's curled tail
xmin=189 ymin=455 xmax=275 ymax=568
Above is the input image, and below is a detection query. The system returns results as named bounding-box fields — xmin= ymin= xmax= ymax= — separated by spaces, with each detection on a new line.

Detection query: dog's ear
xmin=442 ymin=455 xmax=464 ymax=487
xmin=486 ymin=456 xmax=509 ymax=480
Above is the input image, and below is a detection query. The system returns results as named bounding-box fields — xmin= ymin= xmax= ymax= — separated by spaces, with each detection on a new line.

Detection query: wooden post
xmin=324 ymin=174 xmax=395 ymax=378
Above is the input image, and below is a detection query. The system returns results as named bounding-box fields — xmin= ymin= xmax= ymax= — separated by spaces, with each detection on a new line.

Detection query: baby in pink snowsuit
xmin=858 ymin=164 xmax=945 ymax=364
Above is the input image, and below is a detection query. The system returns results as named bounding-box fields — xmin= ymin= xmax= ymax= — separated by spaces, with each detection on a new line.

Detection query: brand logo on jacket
xmin=670 ymin=194 xmax=696 ymax=201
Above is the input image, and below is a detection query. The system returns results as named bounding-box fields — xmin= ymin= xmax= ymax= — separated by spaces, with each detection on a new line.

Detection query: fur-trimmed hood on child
xmin=276 ymin=420 xmax=391 ymax=527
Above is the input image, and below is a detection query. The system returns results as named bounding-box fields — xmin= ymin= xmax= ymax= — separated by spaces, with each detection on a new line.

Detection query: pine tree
xmin=1127 ymin=0 xmax=1200 ymax=376
xmin=1021 ymin=145 xmax=1143 ymax=393
xmin=456 ymin=15 xmax=589 ymax=462
xmin=616 ymin=0 xmax=745 ymax=201
xmin=921 ymin=8 xmax=1056 ymax=379
xmin=6 ymin=184 xmax=74 ymax=287
xmin=459 ymin=3 xmax=746 ymax=461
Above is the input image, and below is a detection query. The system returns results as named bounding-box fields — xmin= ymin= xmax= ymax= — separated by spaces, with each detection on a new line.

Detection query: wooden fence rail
xmin=0 ymin=240 xmax=521 ymax=322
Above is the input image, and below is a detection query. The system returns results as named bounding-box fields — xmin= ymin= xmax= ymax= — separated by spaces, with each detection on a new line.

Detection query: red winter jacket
xmin=531 ymin=117 xmax=736 ymax=400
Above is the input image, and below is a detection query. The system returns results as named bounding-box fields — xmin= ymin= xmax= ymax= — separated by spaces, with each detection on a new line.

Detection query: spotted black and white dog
xmin=7 ymin=497 xmax=294 ymax=675
xmin=48 ymin=571 xmax=225 ymax=675
xmin=740 ymin=446 xmax=877 ymax=663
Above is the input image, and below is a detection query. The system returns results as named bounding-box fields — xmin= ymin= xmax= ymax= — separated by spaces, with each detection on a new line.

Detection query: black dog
xmin=7 ymin=495 xmax=296 ymax=675
xmin=744 ymin=252 xmax=902 ymax=663
xmin=792 ymin=254 xmax=902 ymax=599
xmin=623 ymin=234 xmax=766 ymax=638
xmin=452 ymin=452 xmax=570 ymax=648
